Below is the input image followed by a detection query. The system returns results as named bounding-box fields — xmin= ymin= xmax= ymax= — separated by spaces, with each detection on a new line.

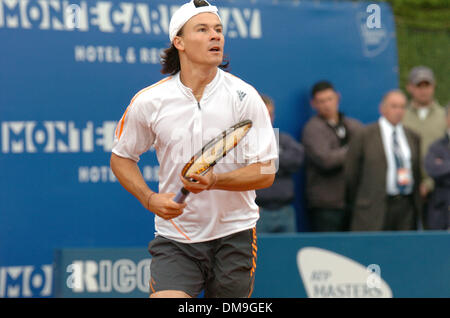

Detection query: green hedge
xmin=385 ymin=0 xmax=450 ymax=30
xmin=396 ymin=27 xmax=450 ymax=106
xmin=377 ymin=0 xmax=450 ymax=105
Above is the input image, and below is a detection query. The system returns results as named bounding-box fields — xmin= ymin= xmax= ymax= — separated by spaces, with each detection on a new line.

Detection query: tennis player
xmin=110 ymin=0 xmax=278 ymax=298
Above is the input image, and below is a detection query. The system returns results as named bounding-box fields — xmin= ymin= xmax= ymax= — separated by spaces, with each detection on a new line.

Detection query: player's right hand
xmin=146 ymin=192 xmax=186 ymax=220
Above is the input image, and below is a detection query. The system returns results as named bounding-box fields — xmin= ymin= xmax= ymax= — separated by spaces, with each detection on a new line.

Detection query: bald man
xmin=345 ymin=90 xmax=422 ymax=231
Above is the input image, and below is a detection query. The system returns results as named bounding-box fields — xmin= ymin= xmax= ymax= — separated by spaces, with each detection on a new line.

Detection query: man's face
xmin=311 ymin=89 xmax=339 ymax=120
xmin=175 ymin=13 xmax=224 ymax=68
xmin=407 ymin=81 xmax=435 ymax=106
xmin=381 ymin=92 xmax=407 ymax=126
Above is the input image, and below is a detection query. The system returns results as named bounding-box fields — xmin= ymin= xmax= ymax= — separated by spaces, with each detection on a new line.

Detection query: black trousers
xmin=383 ymin=195 xmax=416 ymax=231
xmin=309 ymin=208 xmax=350 ymax=232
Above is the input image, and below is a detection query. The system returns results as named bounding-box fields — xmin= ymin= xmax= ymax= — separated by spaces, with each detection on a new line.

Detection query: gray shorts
xmin=148 ymin=227 xmax=257 ymax=298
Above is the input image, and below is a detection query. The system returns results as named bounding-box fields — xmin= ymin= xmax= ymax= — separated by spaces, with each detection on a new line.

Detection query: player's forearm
xmin=212 ymin=161 xmax=275 ymax=191
xmin=110 ymin=153 xmax=153 ymax=208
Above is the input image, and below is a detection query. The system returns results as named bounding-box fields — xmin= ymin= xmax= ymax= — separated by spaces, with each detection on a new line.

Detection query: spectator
xmin=302 ymin=81 xmax=363 ymax=232
xmin=345 ymin=90 xmax=422 ymax=231
xmin=403 ymin=66 xmax=446 ymax=228
xmin=256 ymin=95 xmax=305 ymax=233
xmin=424 ymin=104 xmax=450 ymax=230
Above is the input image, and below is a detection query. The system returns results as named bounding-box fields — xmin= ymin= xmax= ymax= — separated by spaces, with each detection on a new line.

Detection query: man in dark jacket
xmin=424 ymin=104 xmax=450 ymax=230
xmin=302 ymin=81 xmax=363 ymax=232
xmin=256 ymin=95 xmax=305 ymax=233
xmin=345 ymin=90 xmax=422 ymax=231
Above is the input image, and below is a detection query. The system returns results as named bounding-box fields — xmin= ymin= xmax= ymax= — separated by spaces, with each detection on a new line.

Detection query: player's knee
xmin=150 ymin=290 xmax=192 ymax=298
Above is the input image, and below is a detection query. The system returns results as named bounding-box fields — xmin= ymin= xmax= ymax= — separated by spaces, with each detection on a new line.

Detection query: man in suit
xmin=345 ymin=90 xmax=422 ymax=231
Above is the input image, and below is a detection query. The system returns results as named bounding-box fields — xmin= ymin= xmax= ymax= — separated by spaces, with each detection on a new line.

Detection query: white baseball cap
xmin=169 ymin=0 xmax=221 ymax=43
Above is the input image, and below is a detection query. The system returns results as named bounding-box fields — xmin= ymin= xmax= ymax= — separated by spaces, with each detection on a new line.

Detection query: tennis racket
xmin=173 ymin=119 xmax=253 ymax=203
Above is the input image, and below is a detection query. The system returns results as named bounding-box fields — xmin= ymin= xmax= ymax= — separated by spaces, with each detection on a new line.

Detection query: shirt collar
xmin=319 ymin=112 xmax=344 ymax=126
xmin=176 ymin=68 xmax=222 ymax=101
xmin=379 ymin=116 xmax=403 ymax=134
xmin=409 ymin=100 xmax=439 ymax=113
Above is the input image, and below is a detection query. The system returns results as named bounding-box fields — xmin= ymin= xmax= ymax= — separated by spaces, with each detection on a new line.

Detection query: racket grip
xmin=173 ymin=187 xmax=190 ymax=203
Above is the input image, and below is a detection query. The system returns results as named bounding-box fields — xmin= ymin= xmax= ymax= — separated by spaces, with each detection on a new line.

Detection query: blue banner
xmin=0 ymin=0 xmax=399 ymax=297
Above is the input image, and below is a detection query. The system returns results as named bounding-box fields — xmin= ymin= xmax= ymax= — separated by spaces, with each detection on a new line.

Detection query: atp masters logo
xmin=297 ymin=247 xmax=393 ymax=298
xmin=0 ymin=0 xmax=262 ymax=39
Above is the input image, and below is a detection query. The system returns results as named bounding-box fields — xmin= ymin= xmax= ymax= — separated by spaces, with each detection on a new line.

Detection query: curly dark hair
xmin=160 ymin=28 xmax=229 ymax=75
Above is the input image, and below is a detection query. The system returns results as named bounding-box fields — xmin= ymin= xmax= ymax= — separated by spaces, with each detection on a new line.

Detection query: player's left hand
xmin=180 ymin=169 xmax=217 ymax=194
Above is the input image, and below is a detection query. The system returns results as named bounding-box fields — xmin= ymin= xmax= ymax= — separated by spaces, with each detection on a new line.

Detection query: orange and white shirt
xmin=112 ymin=69 xmax=278 ymax=243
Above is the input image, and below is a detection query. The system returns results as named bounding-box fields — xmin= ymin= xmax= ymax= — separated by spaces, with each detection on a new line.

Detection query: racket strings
xmin=183 ymin=122 xmax=252 ymax=177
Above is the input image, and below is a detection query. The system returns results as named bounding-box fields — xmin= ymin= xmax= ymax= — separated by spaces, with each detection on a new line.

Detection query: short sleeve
xmin=111 ymin=98 xmax=155 ymax=162
xmin=239 ymin=87 xmax=278 ymax=165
